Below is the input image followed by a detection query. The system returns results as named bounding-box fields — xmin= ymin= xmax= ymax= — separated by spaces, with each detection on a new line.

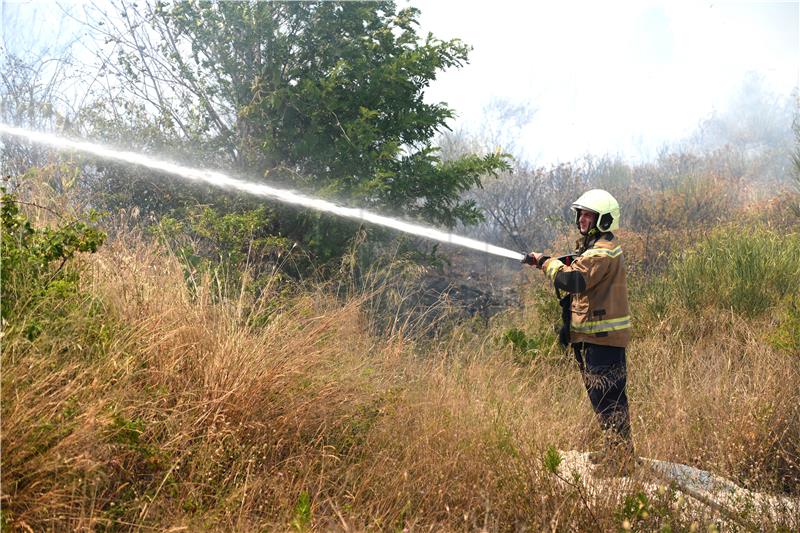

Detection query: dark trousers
xmin=573 ymin=342 xmax=633 ymax=447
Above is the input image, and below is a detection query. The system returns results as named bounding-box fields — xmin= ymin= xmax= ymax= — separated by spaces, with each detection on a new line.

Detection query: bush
xmin=1 ymin=187 xmax=105 ymax=320
xmin=154 ymin=205 xmax=294 ymax=302
xmin=643 ymin=224 xmax=800 ymax=318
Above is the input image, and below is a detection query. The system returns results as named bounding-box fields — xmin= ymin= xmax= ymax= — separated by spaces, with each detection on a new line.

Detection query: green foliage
xmin=543 ymin=445 xmax=562 ymax=474
xmin=0 ymin=508 xmax=10 ymax=533
xmin=1 ymin=187 xmax=106 ymax=320
xmin=290 ymin=491 xmax=312 ymax=531
xmin=620 ymin=491 xmax=651 ymax=523
xmin=643 ymin=225 xmax=800 ymax=318
xmin=613 ymin=487 xmax=696 ymax=532
xmin=155 ymin=205 xmax=294 ymax=300
xmin=158 ymin=1 xmax=501 ymax=213
xmin=770 ymin=293 xmax=800 ymax=353
xmin=90 ymin=0 xmax=509 ymax=268
xmin=107 ymin=414 xmax=147 ymax=451
xmin=493 ymin=423 xmax=519 ymax=458
xmin=104 ymin=413 xmax=167 ymax=478
xmin=501 ymin=327 xmax=553 ymax=364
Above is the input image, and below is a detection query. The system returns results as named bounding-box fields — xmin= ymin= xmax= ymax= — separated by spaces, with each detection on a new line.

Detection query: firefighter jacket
xmin=541 ymin=234 xmax=631 ymax=348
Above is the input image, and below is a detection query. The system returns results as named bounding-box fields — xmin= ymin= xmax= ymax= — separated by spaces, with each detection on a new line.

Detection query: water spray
xmin=0 ymin=124 xmax=525 ymax=261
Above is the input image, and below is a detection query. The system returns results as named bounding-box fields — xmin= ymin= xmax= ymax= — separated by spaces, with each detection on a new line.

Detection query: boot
xmin=596 ymin=448 xmax=637 ymax=477
xmin=588 ymin=449 xmax=607 ymax=464
xmin=592 ymin=437 xmax=636 ymax=477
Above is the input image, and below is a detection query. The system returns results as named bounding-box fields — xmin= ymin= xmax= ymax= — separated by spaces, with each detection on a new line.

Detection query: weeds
xmin=770 ymin=292 xmax=800 ymax=353
xmin=291 ymin=491 xmax=312 ymax=531
xmin=543 ymin=446 xmax=562 ymax=474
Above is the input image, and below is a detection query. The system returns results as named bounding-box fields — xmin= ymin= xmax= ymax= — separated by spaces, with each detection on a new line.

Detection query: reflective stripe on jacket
xmin=541 ymin=235 xmax=631 ymax=348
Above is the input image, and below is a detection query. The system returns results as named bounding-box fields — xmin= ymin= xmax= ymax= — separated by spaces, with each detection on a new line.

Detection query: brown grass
xmin=2 ymin=227 xmax=799 ymax=531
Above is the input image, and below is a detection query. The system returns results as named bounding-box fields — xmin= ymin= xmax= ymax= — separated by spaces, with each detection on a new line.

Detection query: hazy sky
xmin=2 ymin=0 xmax=798 ymax=167
xmin=412 ymin=0 xmax=799 ymax=164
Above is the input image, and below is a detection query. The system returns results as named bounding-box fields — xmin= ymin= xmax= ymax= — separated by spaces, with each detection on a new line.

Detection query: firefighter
xmin=525 ymin=189 xmax=635 ymax=474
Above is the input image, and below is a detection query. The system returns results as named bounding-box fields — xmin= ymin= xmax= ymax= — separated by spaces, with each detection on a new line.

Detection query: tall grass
xmin=1 ymin=235 xmax=596 ymax=530
xmin=641 ymin=224 xmax=800 ymax=318
xmin=2 ymin=207 xmax=799 ymax=530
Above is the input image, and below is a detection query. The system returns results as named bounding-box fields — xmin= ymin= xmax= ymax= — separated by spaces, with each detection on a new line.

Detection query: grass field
xmin=2 ymin=188 xmax=799 ymax=531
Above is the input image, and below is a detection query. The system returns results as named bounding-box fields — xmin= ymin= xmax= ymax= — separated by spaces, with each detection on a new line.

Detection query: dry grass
xmin=2 ymin=226 xmax=799 ymax=531
xmin=629 ymin=309 xmax=800 ymax=492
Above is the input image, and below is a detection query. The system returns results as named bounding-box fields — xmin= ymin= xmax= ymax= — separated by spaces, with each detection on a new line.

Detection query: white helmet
xmin=571 ymin=189 xmax=620 ymax=232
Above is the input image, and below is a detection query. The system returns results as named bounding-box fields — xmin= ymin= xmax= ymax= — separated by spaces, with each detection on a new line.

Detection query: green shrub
xmin=290 ymin=491 xmax=312 ymax=531
xmin=501 ymin=327 xmax=554 ymax=364
xmin=154 ymin=205 xmax=293 ymax=302
xmin=645 ymin=225 xmax=800 ymax=317
xmin=542 ymin=445 xmax=562 ymax=474
xmin=1 ymin=187 xmax=105 ymax=320
xmin=614 ymin=487 xmax=687 ymax=532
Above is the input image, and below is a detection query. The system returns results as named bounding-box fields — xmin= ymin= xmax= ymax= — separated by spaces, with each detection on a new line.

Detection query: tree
xmin=0 ymin=1 xmax=98 ymax=182
xmin=78 ymin=0 xmax=508 ymax=263
xmin=0 ymin=48 xmax=82 ymax=184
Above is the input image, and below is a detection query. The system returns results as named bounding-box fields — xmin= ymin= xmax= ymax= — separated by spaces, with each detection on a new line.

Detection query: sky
xmin=1 ymin=0 xmax=798 ymax=167
xmin=411 ymin=0 xmax=799 ymax=165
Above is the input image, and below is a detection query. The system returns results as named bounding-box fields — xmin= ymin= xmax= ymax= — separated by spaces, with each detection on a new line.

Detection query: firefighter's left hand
xmin=524 ymin=252 xmax=545 ymax=268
